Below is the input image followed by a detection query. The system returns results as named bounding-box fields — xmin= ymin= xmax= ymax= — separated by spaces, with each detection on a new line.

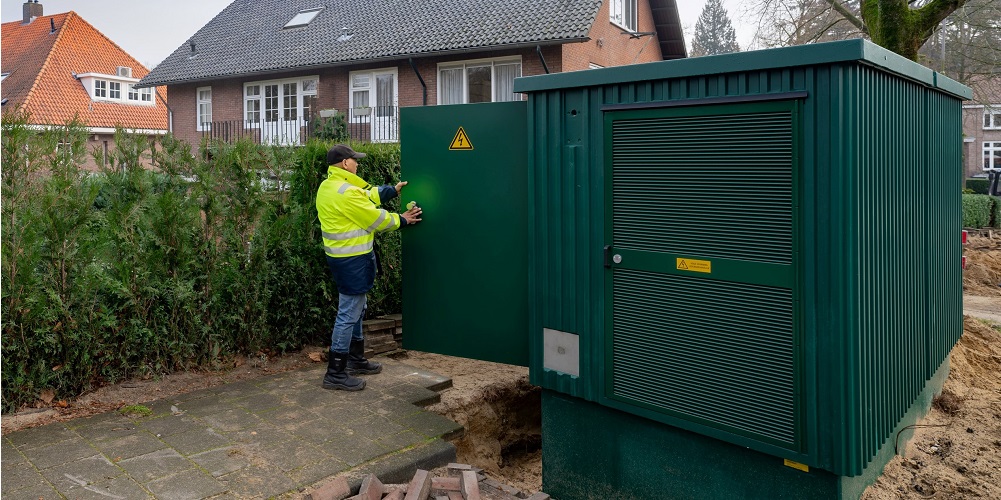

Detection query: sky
xmin=1 ymin=0 xmax=756 ymax=69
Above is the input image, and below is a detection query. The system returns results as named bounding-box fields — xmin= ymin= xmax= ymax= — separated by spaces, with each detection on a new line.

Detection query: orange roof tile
xmin=2 ymin=11 xmax=167 ymax=131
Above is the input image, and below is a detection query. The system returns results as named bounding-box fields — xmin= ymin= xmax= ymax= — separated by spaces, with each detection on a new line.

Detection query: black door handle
xmin=604 ymin=245 xmax=612 ymax=269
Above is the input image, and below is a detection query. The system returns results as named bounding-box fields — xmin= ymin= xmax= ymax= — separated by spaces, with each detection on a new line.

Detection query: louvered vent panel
xmin=612 ymin=269 xmax=796 ymax=445
xmin=612 ymin=113 xmax=793 ymax=264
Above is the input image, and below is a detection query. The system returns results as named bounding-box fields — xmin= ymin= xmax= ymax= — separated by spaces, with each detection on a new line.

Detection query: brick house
xmin=962 ymin=78 xmax=1001 ymax=180
xmin=1 ymin=1 xmax=168 ymax=171
xmin=138 ymin=0 xmax=686 ymax=146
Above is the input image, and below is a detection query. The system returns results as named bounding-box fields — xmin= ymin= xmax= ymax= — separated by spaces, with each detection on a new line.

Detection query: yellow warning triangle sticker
xmin=449 ymin=127 xmax=474 ymax=150
xmin=677 ymin=260 xmax=689 ymax=270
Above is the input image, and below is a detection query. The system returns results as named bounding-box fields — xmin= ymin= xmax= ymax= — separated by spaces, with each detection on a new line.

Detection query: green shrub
xmin=0 ymin=113 xmax=404 ymax=412
xmin=993 ymin=197 xmax=1001 ymax=228
xmin=965 ymin=178 xmax=990 ymax=194
xmin=962 ymin=194 xmax=993 ymax=228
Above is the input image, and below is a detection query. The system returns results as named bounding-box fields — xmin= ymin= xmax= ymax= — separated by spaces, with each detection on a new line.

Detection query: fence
xmin=201 ymin=106 xmax=400 ymax=145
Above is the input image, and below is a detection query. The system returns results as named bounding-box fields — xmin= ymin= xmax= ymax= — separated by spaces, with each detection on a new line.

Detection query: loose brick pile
xmin=307 ymin=463 xmax=550 ymax=500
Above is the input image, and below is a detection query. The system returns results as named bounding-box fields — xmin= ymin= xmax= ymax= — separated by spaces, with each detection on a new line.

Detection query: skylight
xmin=284 ymin=8 xmax=323 ymax=29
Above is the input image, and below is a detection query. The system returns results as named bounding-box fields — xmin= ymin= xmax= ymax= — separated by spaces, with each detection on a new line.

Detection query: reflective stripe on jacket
xmin=316 ymin=166 xmax=402 ymax=259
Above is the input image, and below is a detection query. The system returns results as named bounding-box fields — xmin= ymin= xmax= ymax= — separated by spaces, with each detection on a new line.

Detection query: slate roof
xmin=1 ymin=12 xmax=168 ymax=131
xmin=140 ymin=0 xmax=609 ymax=87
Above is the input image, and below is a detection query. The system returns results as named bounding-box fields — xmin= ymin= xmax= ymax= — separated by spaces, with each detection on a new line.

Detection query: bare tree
xmin=744 ymin=0 xmax=970 ymax=61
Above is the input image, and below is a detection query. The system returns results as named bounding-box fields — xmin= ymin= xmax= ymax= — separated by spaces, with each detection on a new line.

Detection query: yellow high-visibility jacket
xmin=316 ymin=166 xmax=403 ymax=259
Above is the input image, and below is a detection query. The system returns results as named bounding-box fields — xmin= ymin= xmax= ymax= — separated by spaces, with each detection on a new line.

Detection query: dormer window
xmin=78 ymin=73 xmax=155 ymax=107
xmin=284 ymin=8 xmax=322 ymax=29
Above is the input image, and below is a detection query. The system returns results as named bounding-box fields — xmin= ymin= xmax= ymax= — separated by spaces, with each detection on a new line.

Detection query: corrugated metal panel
xmin=925 ymin=91 xmax=964 ymax=371
xmin=849 ymin=65 xmax=930 ymax=472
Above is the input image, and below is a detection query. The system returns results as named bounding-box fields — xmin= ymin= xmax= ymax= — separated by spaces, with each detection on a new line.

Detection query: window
xmin=438 ymin=58 xmax=522 ymax=105
xmin=94 ymin=80 xmax=107 ymax=98
xmin=589 ymin=63 xmax=605 ymax=69
xmin=284 ymin=8 xmax=322 ymax=28
xmin=985 ymin=107 xmax=1001 ymax=130
xmin=141 ymin=87 xmax=153 ymax=102
xmin=109 ymin=82 xmax=121 ymax=99
xmin=243 ymin=76 xmax=319 ymax=125
xmin=352 ymin=74 xmax=371 ymax=118
xmin=245 ymin=85 xmax=261 ymax=123
xmin=1 ymin=72 xmax=8 ymax=81
xmin=985 ymin=142 xmax=1001 ymax=171
xmin=197 ymin=87 xmax=212 ymax=131
xmin=302 ymin=78 xmax=318 ymax=122
xmin=128 ymin=84 xmax=140 ymax=101
xmin=610 ymin=0 xmax=638 ymax=31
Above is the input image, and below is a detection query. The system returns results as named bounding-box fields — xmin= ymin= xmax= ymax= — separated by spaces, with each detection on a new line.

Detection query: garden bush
xmin=965 ymin=178 xmax=989 ymax=195
xmin=1 ymin=111 xmax=404 ymax=412
xmin=962 ymin=193 xmax=993 ymax=228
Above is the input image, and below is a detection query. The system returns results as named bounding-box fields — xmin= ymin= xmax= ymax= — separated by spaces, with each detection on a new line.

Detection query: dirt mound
xmin=964 ymin=235 xmax=1001 ymax=296
xmin=862 ymin=316 xmax=1001 ymax=500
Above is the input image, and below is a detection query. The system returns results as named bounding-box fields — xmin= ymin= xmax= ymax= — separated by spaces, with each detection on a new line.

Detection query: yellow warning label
xmin=676 ymin=258 xmax=711 ymax=273
xmin=784 ymin=459 xmax=809 ymax=472
xmin=449 ymin=127 xmax=474 ymax=150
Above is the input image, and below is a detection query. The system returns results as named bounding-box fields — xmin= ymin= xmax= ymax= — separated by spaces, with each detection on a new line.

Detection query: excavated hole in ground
xmin=437 ymin=376 xmax=542 ymax=492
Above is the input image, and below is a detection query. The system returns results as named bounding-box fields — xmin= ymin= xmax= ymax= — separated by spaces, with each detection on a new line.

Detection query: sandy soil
xmin=3 ymin=235 xmax=1000 ymax=499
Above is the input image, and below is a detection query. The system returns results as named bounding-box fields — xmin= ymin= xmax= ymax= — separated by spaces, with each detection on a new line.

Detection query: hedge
xmin=965 ymin=178 xmax=990 ymax=195
xmin=1 ymin=110 xmax=404 ymax=412
xmin=962 ymin=193 xmax=996 ymax=228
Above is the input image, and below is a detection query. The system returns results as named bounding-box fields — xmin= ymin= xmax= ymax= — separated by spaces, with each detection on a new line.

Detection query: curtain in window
xmin=440 ymin=68 xmax=464 ymax=105
xmin=494 ymin=64 xmax=521 ymax=102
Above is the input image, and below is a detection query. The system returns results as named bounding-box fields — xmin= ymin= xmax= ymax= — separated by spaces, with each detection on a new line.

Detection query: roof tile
xmin=141 ymin=0 xmax=603 ymax=87
xmin=2 ymin=11 xmax=167 ymax=131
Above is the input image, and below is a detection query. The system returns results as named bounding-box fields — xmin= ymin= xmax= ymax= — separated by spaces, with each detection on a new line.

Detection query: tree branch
xmin=822 ymin=0 xmax=868 ymax=34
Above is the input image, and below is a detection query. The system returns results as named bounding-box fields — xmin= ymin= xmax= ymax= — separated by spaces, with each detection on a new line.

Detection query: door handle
xmin=604 ymin=245 xmax=612 ymax=268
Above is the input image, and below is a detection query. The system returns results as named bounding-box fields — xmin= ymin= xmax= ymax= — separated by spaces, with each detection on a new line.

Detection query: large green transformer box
xmin=401 ymin=39 xmax=970 ymax=499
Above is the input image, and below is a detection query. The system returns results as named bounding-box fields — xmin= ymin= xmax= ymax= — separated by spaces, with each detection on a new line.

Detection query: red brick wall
xmin=563 ymin=0 xmax=663 ymax=71
xmin=167 ymin=45 xmax=568 ymax=146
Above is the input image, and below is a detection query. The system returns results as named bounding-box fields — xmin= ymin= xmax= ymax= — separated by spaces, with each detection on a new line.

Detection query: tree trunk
xmin=860 ymin=0 xmax=964 ymax=61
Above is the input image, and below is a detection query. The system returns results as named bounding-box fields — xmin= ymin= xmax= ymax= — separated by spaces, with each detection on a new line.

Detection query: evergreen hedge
xmin=965 ymin=178 xmax=990 ymax=195
xmin=962 ymin=193 xmax=995 ymax=228
xmin=1 ymin=111 xmax=404 ymax=412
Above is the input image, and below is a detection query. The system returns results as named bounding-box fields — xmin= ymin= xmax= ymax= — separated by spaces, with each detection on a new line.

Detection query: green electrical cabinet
xmin=401 ymin=39 xmax=970 ymax=499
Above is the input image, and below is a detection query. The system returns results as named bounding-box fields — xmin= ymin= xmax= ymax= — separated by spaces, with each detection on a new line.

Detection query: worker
xmin=316 ymin=144 xmax=422 ymax=391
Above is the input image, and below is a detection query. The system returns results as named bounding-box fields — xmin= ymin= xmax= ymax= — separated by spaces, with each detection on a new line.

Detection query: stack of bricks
xmin=362 ymin=314 xmax=403 ymax=357
xmin=307 ymin=463 xmax=551 ymax=500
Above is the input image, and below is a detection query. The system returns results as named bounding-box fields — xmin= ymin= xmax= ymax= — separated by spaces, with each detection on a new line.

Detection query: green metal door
xmin=400 ymin=102 xmax=529 ymax=366
xmin=602 ymin=101 xmax=804 ymax=451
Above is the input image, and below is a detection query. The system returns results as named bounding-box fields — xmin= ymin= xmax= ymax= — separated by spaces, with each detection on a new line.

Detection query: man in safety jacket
xmin=316 ymin=144 xmax=422 ymax=391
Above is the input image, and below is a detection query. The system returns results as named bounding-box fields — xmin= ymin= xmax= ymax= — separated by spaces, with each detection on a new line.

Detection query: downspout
xmin=156 ymin=90 xmax=174 ymax=134
xmin=536 ymin=45 xmax=550 ymax=74
xmin=408 ymin=58 xmax=427 ymax=105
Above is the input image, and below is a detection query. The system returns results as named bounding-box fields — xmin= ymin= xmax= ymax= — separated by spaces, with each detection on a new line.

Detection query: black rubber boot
xmin=323 ymin=352 xmax=366 ymax=391
xmin=347 ymin=338 xmax=382 ymax=375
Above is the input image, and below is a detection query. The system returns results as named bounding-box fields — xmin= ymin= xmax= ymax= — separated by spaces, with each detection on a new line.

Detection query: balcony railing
xmin=200 ymin=106 xmax=400 ymax=146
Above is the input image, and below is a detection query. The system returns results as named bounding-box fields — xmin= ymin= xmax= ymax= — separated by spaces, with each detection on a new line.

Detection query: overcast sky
xmin=1 ymin=0 xmax=755 ymax=69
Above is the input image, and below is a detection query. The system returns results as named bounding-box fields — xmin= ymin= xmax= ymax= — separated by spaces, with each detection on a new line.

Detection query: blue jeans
xmin=331 ymin=293 xmax=366 ymax=353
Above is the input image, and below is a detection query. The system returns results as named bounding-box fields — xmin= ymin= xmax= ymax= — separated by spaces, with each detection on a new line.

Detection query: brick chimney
xmin=23 ymin=0 xmax=43 ymax=24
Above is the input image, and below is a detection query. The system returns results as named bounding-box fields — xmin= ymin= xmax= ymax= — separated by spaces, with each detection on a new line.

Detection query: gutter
xmin=136 ymin=38 xmax=587 ymax=88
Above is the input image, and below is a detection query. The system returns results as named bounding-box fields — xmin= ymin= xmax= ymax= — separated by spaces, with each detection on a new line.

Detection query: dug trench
xmin=392 ymin=351 xmax=544 ymax=494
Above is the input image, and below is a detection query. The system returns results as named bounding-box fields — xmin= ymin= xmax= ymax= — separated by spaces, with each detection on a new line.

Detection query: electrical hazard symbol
xmin=676 ymin=258 xmax=712 ymax=274
xmin=449 ymin=127 xmax=474 ymax=150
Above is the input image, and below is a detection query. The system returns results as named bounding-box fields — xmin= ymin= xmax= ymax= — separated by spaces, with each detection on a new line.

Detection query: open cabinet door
xmin=399 ymin=101 xmax=529 ymax=366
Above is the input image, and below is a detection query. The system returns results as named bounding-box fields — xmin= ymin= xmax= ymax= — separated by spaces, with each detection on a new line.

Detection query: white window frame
xmin=197 ymin=86 xmax=212 ymax=132
xmin=284 ymin=7 xmax=323 ymax=29
xmin=985 ymin=142 xmax=1001 ymax=171
xmin=78 ymin=73 xmax=154 ymax=106
xmin=94 ymin=79 xmax=108 ymax=98
xmin=985 ymin=106 xmax=1001 ymax=130
xmin=242 ymin=76 xmax=318 ymax=127
xmin=610 ymin=0 xmax=638 ymax=32
xmin=436 ymin=57 xmax=523 ymax=105
xmin=348 ymin=71 xmax=373 ymax=122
